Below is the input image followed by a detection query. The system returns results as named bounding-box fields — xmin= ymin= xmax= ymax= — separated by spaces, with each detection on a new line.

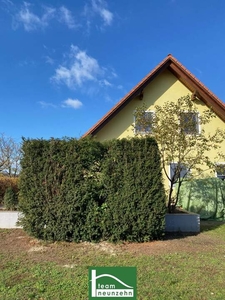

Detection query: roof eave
xmin=83 ymin=54 xmax=225 ymax=137
xmin=168 ymin=62 xmax=225 ymax=122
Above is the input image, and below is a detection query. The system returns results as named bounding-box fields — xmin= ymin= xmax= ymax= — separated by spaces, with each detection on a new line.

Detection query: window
xmin=135 ymin=111 xmax=154 ymax=134
xmin=215 ymin=163 xmax=225 ymax=180
xmin=180 ymin=112 xmax=200 ymax=134
xmin=169 ymin=162 xmax=190 ymax=183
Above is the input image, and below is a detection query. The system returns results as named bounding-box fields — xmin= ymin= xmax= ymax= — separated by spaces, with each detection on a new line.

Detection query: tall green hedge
xmin=19 ymin=137 xmax=166 ymax=242
xmin=101 ymin=138 xmax=166 ymax=242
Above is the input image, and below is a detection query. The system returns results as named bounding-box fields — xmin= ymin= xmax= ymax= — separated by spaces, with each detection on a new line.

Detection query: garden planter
xmin=165 ymin=211 xmax=200 ymax=233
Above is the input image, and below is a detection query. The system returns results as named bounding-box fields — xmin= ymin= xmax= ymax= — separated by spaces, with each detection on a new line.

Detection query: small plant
xmin=3 ymin=186 xmax=18 ymax=210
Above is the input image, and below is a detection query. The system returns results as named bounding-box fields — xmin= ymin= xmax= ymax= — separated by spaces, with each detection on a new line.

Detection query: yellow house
xmin=84 ymin=54 xmax=225 ymax=217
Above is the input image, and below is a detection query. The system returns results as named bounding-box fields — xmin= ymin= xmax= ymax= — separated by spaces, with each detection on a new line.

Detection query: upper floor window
xmin=135 ymin=111 xmax=154 ymax=135
xmin=180 ymin=112 xmax=200 ymax=134
xmin=215 ymin=163 xmax=225 ymax=180
xmin=169 ymin=162 xmax=190 ymax=183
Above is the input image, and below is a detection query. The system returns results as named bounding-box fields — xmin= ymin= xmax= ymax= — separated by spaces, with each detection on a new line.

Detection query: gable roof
xmin=83 ymin=54 xmax=225 ymax=137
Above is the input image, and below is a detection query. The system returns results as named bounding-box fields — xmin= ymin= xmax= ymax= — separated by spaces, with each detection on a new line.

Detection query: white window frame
xmin=180 ymin=111 xmax=201 ymax=135
xmin=134 ymin=110 xmax=155 ymax=135
xmin=215 ymin=163 xmax=225 ymax=180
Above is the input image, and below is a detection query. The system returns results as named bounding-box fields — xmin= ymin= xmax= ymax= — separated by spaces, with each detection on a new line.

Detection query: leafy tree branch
xmin=134 ymin=95 xmax=225 ymax=212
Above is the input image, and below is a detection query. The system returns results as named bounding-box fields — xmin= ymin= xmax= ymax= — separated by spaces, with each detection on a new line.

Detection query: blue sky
xmin=1 ymin=0 xmax=225 ymax=142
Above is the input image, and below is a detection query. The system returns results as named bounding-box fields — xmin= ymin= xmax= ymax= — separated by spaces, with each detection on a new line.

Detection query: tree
xmin=134 ymin=95 xmax=225 ymax=212
xmin=0 ymin=133 xmax=21 ymax=177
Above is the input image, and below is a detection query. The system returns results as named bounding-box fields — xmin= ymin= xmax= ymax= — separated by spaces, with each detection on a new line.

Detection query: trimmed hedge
xmin=19 ymin=137 xmax=166 ymax=242
xmin=101 ymin=138 xmax=166 ymax=242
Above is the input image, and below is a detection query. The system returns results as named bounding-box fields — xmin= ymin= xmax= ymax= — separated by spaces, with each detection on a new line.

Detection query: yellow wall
xmin=95 ymin=70 xmax=192 ymax=140
xmin=94 ymin=69 xmax=225 ymax=180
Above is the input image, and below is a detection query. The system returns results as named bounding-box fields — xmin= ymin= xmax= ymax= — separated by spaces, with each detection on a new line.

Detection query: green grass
xmin=1 ymin=223 xmax=225 ymax=299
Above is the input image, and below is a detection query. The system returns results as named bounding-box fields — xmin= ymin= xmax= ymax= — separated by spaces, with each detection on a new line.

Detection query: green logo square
xmin=89 ymin=267 xmax=136 ymax=299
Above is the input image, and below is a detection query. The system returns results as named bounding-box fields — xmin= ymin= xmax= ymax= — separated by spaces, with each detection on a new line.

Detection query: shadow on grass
xmin=163 ymin=231 xmax=198 ymax=241
xmin=200 ymin=219 xmax=225 ymax=233
xmin=162 ymin=220 xmax=225 ymax=241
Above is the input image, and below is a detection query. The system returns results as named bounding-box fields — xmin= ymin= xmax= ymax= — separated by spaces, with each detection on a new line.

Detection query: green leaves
xmin=134 ymin=94 xmax=225 ymax=211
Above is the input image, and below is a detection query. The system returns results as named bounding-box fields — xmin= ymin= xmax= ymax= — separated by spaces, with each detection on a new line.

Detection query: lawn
xmin=1 ymin=221 xmax=225 ymax=300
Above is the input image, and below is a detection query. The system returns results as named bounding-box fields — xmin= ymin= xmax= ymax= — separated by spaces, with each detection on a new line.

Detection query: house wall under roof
xmin=93 ymin=69 xmax=225 ymax=180
xmin=94 ymin=69 xmax=225 ymax=156
xmin=87 ymin=57 xmax=225 ymax=218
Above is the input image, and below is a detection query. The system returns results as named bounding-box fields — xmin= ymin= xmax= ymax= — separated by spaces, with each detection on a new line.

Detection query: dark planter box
xmin=165 ymin=212 xmax=200 ymax=233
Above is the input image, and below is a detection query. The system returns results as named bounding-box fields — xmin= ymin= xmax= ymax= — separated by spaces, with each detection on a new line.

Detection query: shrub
xmin=19 ymin=137 xmax=166 ymax=242
xmin=0 ymin=175 xmax=19 ymax=206
xmin=3 ymin=187 xmax=18 ymax=210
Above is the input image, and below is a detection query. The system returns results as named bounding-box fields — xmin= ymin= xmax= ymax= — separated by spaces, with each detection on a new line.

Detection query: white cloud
xmin=18 ymin=59 xmax=36 ymax=67
xmin=62 ymin=98 xmax=83 ymax=109
xmin=5 ymin=1 xmax=113 ymax=33
xmin=52 ymin=45 xmax=103 ymax=89
xmin=91 ymin=0 xmax=113 ymax=26
xmin=38 ymin=101 xmax=57 ymax=108
xmin=44 ymin=55 xmax=54 ymax=65
xmin=111 ymin=70 xmax=117 ymax=78
xmin=38 ymin=99 xmax=83 ymax=110
xmin=195 ymin=67 xmax=203 ymax=75
xmin=59 ymin=6 xmax=77 ymax=29
xmin=1 ymin=0 xmax=13 ymax=4
xmin=104 ymin=94 xmax=113 ymax=102
xmin=51 ymin=45 xmax=117 ymax=97
xmin=1 ymin=0 xmax=13 ymax=8
xmin=83 ymin=0 xmax=113 ymax=30
xmin=15 ymin=2 xmax=55 ymax=31
xmin=1 ymin=0 xmax=14 ymax=13
xmin=99 ymin=79 xmax=112 ymax=87
xmin=42 ymin=6 xmax=56 ymax=22
xmin=12 ymin=3 xmax=78 ymax=32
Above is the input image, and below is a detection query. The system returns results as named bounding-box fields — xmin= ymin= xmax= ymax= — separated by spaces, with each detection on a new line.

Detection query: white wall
xmin=0 ymin=211 xmax=22 ymax=228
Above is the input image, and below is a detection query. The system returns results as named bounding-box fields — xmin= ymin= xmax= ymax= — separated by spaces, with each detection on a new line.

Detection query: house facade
xmin=84 ymin=54 xmax=225 ymax=218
